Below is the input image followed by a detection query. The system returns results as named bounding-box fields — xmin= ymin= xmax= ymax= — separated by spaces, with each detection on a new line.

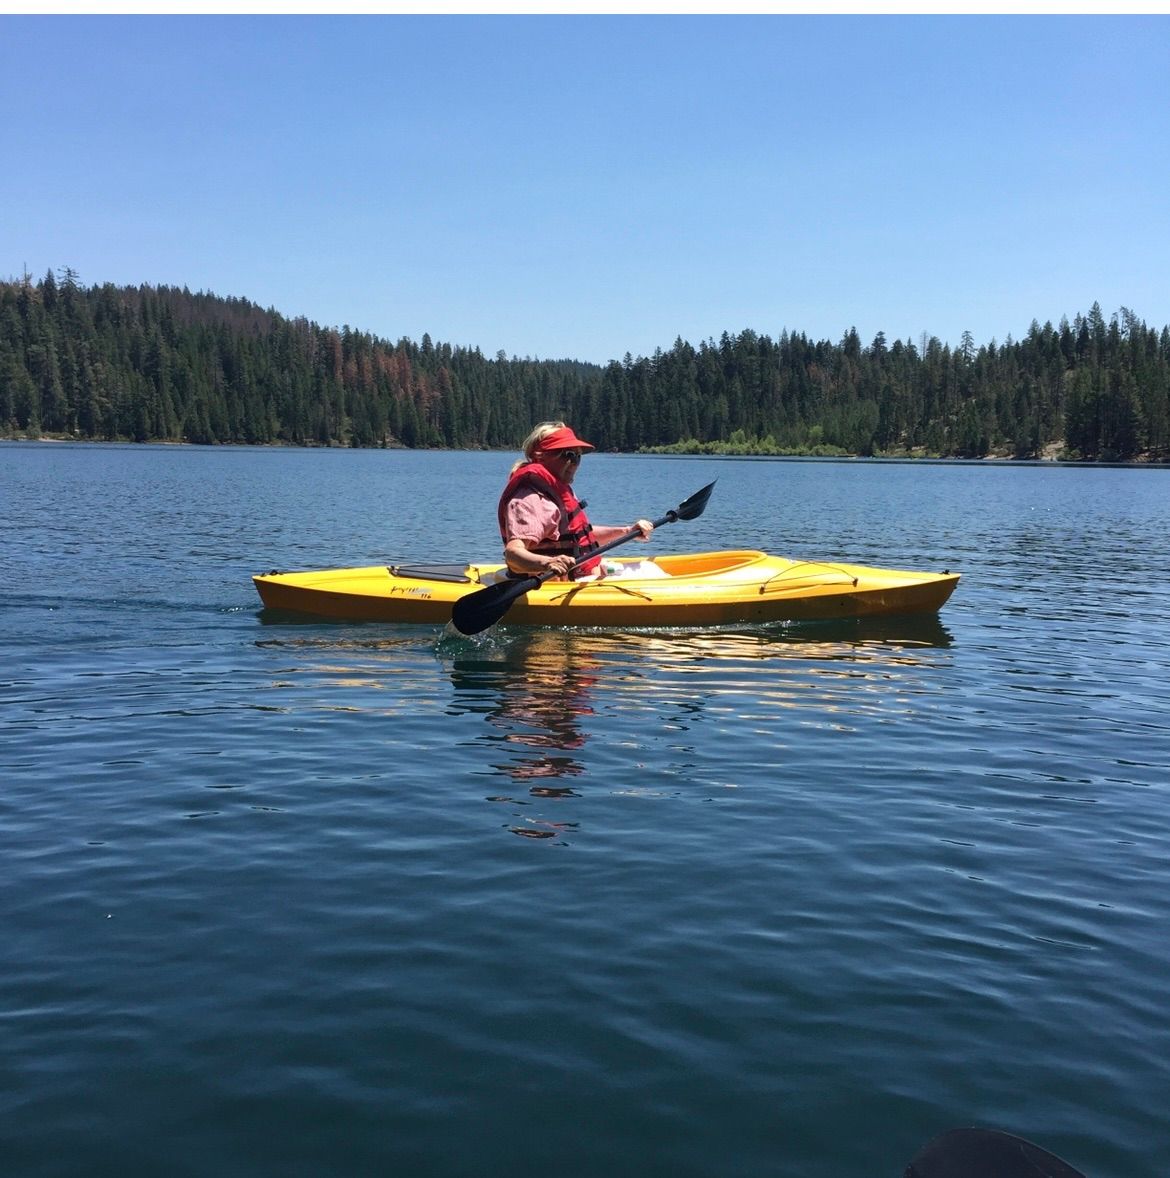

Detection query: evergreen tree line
xmin=3 ymin=270 xmax=1168 ymax=461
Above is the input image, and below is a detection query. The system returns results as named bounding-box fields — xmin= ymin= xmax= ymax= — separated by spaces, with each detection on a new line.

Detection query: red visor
xmin=539 ymin=426 xmax=595 ymax=452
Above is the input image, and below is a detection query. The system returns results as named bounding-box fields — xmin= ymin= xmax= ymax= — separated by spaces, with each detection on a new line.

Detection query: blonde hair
xmin=510 ymin=420 xmax=566 ymax=474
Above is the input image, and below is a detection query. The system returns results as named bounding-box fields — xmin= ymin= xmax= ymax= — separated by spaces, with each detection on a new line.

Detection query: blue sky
xmin=3 ymin=14 xmax=1168 ymax=362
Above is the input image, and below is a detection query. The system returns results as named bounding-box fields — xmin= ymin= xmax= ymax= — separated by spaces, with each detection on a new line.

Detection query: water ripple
xmin=3 ymin=448 xmax=1170 ymax=1177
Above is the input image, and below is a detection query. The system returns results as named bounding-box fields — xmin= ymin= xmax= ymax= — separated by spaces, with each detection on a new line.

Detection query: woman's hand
xmin=543 ymin=553 xmax=575 ymax=578
xmin=633 ymin=519 xmax=654 ymax=540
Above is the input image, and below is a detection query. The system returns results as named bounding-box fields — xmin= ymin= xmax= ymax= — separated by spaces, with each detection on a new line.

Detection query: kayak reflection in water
xmin=489 ymin=651 xmax=598 ymax=840
xmin=494 ymin=638 xmax=600 ymax=783
xmin=447 ymin=632 xmax=604 ymax=841
xmin=498 ymin=421 xmax=654 ymax=581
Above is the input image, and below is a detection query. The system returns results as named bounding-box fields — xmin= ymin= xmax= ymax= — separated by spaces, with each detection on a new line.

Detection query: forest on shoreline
xmin=3 ymin=269 xmax=1168 ymax=462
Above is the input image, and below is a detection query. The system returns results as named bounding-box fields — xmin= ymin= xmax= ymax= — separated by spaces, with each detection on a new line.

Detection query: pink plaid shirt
xmin=502 ymin=488 xmax=563 ymax=546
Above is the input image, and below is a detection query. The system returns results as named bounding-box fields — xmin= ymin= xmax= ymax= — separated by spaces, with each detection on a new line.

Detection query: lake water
xmin=3 ymin=443 xmax=1169 ymax=1177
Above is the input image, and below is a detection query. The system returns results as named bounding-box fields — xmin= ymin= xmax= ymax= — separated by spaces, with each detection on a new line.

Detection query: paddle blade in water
xmin=450 ymin=576 xmax=539 ymax=636
xmin=905 ymin=1128 xmax=1086 ymax=1178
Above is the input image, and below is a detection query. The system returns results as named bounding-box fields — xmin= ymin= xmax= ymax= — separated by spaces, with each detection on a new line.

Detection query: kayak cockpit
xmin=645 ymin=550 xmax=768 ymax=579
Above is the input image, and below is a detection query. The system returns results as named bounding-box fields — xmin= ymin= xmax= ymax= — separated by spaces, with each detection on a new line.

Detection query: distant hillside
xmin=3 ymin=269 xmax=1168 ymax=461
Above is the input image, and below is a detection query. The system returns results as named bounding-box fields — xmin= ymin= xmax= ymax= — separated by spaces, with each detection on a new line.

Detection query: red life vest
xmin=498 ymin=462 xmax=602 ymax=576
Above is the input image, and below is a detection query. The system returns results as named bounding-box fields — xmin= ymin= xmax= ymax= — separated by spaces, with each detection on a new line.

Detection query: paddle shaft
xmin=529 ymin=508 xmax=678 ymax=589
xmin=473 ymin=512 xmax=675 ymax=615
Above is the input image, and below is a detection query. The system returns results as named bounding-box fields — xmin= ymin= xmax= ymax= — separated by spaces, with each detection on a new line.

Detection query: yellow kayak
xmin=253 ymin=549 xmax=959 ymax=627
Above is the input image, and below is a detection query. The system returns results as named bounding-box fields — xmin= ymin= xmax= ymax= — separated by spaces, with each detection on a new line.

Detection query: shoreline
xmin=4 ymin=434 xmax=1168 ymax=468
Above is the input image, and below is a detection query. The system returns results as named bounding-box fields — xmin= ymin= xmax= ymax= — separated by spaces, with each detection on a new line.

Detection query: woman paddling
xmin=499 ymin=422 xmax=654 ymax=579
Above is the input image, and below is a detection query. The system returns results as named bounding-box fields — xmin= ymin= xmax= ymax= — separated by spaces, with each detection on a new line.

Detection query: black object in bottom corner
xmin=905 ymin=1128 xmax=1087 ymax=1178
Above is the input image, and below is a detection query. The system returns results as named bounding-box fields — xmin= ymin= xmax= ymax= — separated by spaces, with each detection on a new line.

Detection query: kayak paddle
xmin=905 ymin=1127 xmax=1087 ymax=1178
xmin=450 ymin=480 xmax=716 ymax=636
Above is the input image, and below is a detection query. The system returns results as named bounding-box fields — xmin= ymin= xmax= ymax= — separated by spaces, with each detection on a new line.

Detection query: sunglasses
xmin=550 ymin=449 xmax=583 ymax=463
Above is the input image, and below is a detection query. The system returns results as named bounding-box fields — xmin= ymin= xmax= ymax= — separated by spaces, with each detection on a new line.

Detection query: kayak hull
xmin=253 ymin=550 xmax=959 ymax=627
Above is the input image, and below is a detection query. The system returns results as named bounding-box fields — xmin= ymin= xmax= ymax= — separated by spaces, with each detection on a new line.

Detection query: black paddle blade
xmin=450 ymin=576 xmax=539 ymax=637
xmin=673 ymin=480 xmax=716 ymax=522
xmin=905 ymin=1128 xmax=1086 ymax=1178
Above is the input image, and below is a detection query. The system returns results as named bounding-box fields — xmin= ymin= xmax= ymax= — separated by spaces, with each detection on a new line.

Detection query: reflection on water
xmin=435 ymin=616 xmax=955 ymax=840
xmin=251 ymin=613 xmax=956 ymax=846
xmin=588 ymin=612 xmax=955 ymax=658
xmin=440 ymin=632 xmax=601 ymax=841
xmin=444 ymin=630 xmax=602 ymax=842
